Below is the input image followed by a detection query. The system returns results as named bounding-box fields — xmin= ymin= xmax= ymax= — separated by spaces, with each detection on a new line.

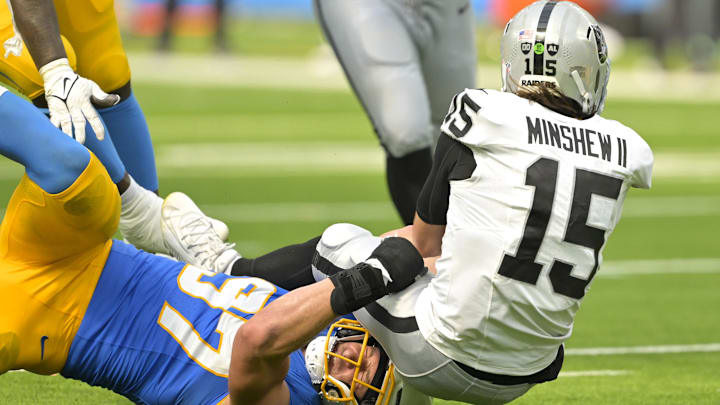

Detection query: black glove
xmin=368 ymin=236 xmax=425 ymax=293
xmin=329 ymin=237 xmax=426 ymax=315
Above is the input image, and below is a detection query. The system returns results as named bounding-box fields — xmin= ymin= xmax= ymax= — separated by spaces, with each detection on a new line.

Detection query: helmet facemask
xmin=305 ymin=319 xmax=401 ymax=405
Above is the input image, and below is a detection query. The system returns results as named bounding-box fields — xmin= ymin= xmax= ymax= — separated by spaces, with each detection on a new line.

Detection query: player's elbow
xmin=235 ymin=318 xmax=283 ymax=360
xmin=229 ymin=321 xmax=287 ymax=403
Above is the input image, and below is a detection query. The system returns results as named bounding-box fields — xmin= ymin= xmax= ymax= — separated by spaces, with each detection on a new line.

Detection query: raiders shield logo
xmin=592 ymin=25 xmax=608 ymax=63
xmin=521 ymin=42 xmax=532 ymax=55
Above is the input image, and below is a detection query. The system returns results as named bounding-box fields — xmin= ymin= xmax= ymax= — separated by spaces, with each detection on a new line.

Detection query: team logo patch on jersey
xmin=519 ymin=29 xmax=535 ymax=41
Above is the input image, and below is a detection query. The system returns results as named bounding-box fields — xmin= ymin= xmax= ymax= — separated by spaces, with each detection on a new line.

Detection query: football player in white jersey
xmin=308 ymin=1 xmax=653 ymax=403
xmin=172 ymin=1 xmax=653 ymax=403
xmin=314 ymin=0 xmax=476 ymax=225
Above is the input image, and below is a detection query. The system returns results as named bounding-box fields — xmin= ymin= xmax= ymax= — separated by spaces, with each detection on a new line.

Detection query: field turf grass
xmin=0 ymin=83 xmax=718 ymax=404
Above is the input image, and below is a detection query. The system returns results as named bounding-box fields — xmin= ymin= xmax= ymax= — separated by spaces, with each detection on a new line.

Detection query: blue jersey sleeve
xmin=287 ymin=350 xmax=321 ymax=405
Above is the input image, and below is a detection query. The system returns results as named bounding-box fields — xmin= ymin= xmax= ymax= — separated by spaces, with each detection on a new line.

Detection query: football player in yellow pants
xmin=0 ymin=86 xmax=425 ymax=404
xmin=0 ymin=0 xmax=230 ymax=262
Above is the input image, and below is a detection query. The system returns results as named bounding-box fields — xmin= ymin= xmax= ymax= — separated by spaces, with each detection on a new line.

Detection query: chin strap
xmin=501 ymin=61 xmax=510 ymax=92
xmin=571 ymin=69 xmax=593 ymax=115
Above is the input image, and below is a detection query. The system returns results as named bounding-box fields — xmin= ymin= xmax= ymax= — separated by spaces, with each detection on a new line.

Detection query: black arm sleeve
xmin=416 ymin=133 xmax=476 ymax=225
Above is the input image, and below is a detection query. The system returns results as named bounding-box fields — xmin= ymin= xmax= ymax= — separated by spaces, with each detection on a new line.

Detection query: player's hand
xmin=328 ymin=237 xmax=426 ymax=315
xmin=366 ymin=237 xmax=426 ymax=293
xmin=39 ymin=58 xmax=120 ymax=143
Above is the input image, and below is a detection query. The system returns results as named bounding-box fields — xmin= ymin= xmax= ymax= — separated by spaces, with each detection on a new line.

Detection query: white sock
xmin=220 ymin=253 xmax=242 ymax=275
xmin=119 ymin=176 xmax=165 ymax=253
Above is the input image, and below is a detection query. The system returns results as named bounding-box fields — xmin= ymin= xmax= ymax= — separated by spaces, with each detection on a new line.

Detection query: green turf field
xmin=0 ymin=82 xmax=718 ymax=404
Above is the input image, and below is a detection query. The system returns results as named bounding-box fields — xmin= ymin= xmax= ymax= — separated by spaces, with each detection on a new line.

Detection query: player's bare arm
xmin=9 ymin=0 xmax=119 ymax=142
xmin=411 ymin=214 xmax=445 ymax=258
xmin=8 ymin=0 xmax=64 ymax=67
xmin=228 ymin=238 xmax=425 ymax=405
xmin=228 ymin=279 xmax=336 ymax=405
xmin=380 ymin=225 xmax=439 ymax=274
xmin=411 ymin=124 xmax=476 ymax=258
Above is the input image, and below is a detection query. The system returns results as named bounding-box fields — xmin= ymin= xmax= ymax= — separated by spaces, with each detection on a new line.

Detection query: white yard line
xmin=192 ymin=196 xmax=720 ymax=224
xmin=201 ymin=201 xmax=394 ymax=222
xmin=621 ymin=196 xmax=720 ymax=218
xmin=1 ymin=195 xmax=720 ymax=222
xmin=559 ymin=370 xmax=632 ymax=377
xmin=127 ymin=52 xmax=720 ymax=102
xmin=599 ymin=257 xmax=720 ymax=276
xmin=566 ymin=343 xmax=720 ymax=356
xmin=154 ymin=144 xmax=720 ymax=181
xmin=155 ymin=142 xmax=385 ymax=172
xmin=0 ymin=145 xmax=719 ymax=181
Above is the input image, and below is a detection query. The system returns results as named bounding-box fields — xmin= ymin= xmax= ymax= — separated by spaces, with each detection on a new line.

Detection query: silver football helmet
xmin=500 ymin=1 xmax=611 ymax=116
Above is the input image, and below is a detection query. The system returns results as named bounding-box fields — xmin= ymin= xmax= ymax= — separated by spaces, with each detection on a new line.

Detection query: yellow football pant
xmin=0 ymin=0 xmax=131 ymax=100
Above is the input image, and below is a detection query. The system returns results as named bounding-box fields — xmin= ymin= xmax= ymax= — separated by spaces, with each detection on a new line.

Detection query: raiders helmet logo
xmin=592 ymin=25 xmax=608 ymax=63
xmin=520 ymin=42 xmax=532 ymax=55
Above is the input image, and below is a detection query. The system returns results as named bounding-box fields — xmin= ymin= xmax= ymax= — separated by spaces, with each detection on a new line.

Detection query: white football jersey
xmin=415 ymin=89 xmax=653 ymax=375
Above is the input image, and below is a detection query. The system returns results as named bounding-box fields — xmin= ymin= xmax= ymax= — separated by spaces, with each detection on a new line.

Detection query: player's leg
xmin=420 ymin=0 xmax=477 ymax=140
xmin=53 ymin=0 xmax=159 ymax=193
xmin=232 ymin=223 xmax=380 ymax=291
xmin=214 ymin=0 xmax=228 ymax=51
xmin=354 ymin=295 xmax=536 ymax=404
xmin=0 ymin=88 xmax=123 ymax=375
xmin=0 ymin=88 xmax=90 ymax=193
xmin=0 ymin=2 xmax=162 ymax=244
xmin=0 ymin=5 xmax=129 ymax=186
xmin=0 ymin=88 xmax=120 ymax=258
xmin=315 ymin=0 xmax=433 ymax=225
xmin=158 ymin=0 xmax=178 ymax=52
xmin=228 ymin=236 xmax=320 ymax=290
xmin=93 ymin=84 xmax=159 ymax=193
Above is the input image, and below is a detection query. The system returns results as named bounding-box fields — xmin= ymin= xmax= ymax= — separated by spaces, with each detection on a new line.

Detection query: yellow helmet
xmin=305 ymin=319 xmax=401 ymax=405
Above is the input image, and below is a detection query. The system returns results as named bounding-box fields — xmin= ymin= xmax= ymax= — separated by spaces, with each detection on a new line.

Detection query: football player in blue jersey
xmin=0 ymin=0 xmax=232 ymax=261
xmin=0 ymin=87 xmax=426 ymax=404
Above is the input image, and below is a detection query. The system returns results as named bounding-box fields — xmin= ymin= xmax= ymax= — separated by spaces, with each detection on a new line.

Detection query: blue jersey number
xmin=157 ymin=266 xmax=277 ymax=377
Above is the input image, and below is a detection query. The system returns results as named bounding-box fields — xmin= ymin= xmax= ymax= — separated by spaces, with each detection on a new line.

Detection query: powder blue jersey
xmin=61 ymin=240 xmax=320 ymax=405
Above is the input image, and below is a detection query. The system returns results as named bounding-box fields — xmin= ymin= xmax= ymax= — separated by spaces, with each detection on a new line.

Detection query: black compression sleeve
xmin=230 ymin=236 xmax=320 ymax=290
xmin=416 ymin=133 xmax=476 ymax=225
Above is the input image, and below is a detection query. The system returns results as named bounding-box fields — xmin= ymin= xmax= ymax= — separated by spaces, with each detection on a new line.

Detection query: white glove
xmin=39 ymin=58 xmax=120 ymax=143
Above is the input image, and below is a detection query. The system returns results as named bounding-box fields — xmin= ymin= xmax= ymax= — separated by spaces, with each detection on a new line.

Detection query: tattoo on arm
xmin=9 ymin=0 xmax=66 ymax=68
